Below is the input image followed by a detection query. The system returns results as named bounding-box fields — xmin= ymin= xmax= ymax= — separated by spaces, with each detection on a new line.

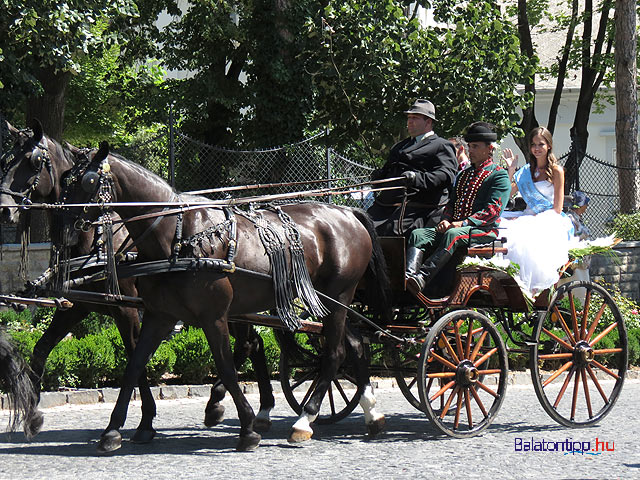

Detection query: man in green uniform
xmin=405 ymin=122 xmax=511 ymax=294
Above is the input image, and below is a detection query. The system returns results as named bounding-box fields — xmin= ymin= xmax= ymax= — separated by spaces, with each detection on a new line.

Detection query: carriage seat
xmin=466 ymin=237 xmax=507 ymax=258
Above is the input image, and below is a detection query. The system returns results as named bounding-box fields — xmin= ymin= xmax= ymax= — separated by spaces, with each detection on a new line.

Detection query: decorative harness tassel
xmin=245 ymin=207 xmax=301 ymax=331
xmin=273 ymin=206 xmax=329 ymax=318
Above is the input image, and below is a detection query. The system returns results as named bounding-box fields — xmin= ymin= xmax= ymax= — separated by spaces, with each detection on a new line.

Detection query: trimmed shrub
xmin=8 ymin=329 xmax=41 ymax=363
xmin=169 ymin=327 xmax=214 ymax=384
xmin=103 ymin=324 xmax=128 ymax=384
xmin=71 ymin=312 xmax=114 ymax=338
xmin=607 ymin=212 xmax=640 ymax=241
xmin=42 ymin=339 xmax=80 ymax=390
xmin=147 ymin=341 xmax=177 ymax=384
xmin=73 ymin=333 xmax=116 ymax=388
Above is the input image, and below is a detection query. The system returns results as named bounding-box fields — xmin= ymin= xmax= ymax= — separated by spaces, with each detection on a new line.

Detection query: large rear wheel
xmin=530 ymin=281 xmax=627 ymax=427
xmin=418 ymin=310 xmax=508 ymax=437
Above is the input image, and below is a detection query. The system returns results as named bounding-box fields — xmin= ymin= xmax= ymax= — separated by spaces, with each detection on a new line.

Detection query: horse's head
xmin=0 ymin=119 xmax=56 ymax=224
xmin=57 ymin=141 xmax=115 ymax=246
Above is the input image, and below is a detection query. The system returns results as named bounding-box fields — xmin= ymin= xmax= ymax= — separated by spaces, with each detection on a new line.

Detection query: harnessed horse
xmin=58 ymin=141 xmax=390 ymax=451
xmin=0 ymin=120 xmax=276 ymax=441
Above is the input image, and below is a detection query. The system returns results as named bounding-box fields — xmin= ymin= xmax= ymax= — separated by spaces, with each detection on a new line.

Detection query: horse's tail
xmin=0 ymin=330 xmax=40 ymax=439
xmin=352 ymin=209 xmax=393 ymax=323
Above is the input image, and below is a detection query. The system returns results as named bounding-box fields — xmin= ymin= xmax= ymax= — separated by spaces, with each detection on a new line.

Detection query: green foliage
xmin=103 ymin=324 xmax=128 ymax=383
xmin=8 ymin=329 xmax=41 ymax=363
xmin=0 ymin=308 xmax=34 ymax=331
xmin=72 ymin=333 xmax=116 ymax=388
xmin=606 ymin=212 xmax=640 ymax=241
xmin=147 ymin=341 xmax=177 ymax=385
xmin=169 ymin=327 xmax=215 ymax=384
xmin=307 ymin=0 xmax=534 ymax=160
xmin=70 ymin=312 xmax=114 ymax=338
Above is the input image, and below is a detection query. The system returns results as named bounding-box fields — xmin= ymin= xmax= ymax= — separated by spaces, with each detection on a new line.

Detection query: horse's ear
xmin=29 ymin=119 xmax=43 ymax=143
xmin=6 ymin=120 xmax=20 ymax=139
xmin=95 ymin=141 xmax=110 ymax=161
xmin=65 ymin=141 xmax=82 ymax=155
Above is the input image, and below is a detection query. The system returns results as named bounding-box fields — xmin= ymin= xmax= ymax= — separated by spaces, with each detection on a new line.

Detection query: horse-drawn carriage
xmin=0 ymin=121 xmax=627 ymax=450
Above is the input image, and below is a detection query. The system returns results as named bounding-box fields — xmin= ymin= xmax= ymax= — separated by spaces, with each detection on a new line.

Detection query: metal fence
xmin=115 ymin=127 xmax=375 ymax=207
xmin=559 ymin=146 xmax=640 ymax=238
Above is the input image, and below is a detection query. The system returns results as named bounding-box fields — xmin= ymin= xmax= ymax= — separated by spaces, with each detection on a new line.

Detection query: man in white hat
xmin=367 ymin=99 xmax=457 ymax=238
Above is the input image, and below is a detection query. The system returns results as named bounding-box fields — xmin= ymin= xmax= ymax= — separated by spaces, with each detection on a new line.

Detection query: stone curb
xmin=2 ymin=371 xmax=639 ymax=411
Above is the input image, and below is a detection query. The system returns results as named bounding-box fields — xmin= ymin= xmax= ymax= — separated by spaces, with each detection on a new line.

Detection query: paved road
xmin=1 ymin=380 xmax=638 ymax=480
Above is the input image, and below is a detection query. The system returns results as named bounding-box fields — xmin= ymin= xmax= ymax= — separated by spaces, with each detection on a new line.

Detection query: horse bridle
xmin=0 ymin=133 xmax=54 ymax=207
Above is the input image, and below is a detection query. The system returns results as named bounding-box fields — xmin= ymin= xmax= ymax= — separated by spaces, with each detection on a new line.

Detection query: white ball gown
xmin=500 ymin=180 xmax=575 ymax=296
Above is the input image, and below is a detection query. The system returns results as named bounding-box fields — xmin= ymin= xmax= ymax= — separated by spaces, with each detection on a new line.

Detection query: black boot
xmin=406 ymin=249 xmax=453 ymax=294
xmin=405 ymin=247 xmax=424 ymax=276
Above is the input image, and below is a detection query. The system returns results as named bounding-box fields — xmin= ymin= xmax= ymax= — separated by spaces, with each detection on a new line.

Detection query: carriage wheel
xmin=277 ymin=331 xmax=361 ymax=424
xmin=384 ymin=332 xmax=428 ymax=412
xmin=530 ymin=281 xmax=627 ymax=427
xmin=418 ymin=310 xmax=508 ymax=438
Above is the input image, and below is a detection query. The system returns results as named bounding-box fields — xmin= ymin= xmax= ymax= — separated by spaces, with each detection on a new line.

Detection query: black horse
xmin=0 ymin=121 xmax=275 ymax=440
xmin=61 ymin=142 xmax=390 ymax=451
xmin=0 ymin=328 xmax=42 ymax=439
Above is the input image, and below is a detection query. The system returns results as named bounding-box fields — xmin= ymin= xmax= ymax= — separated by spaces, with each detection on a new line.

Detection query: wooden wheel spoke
xmin=440 ymin=333 xmax=460 ymax=364
xmin=332 ymin=378 xmax=351 ymax=404
xmin=464 ymin=389 xmax=473 ymax=429
xmin=542 ymin=360 xmax=573 ymax=387
xmin=591 ymin=359 xmax=620 ymax=380
xmin=470 ymin=386 xmax=488 ymax=417
xmin=300 ymin=377 xmax=319 ymax=407
xmin=580 ymin=290 xmax=592 ymax=340
xmin=553 ymin=367 xmax=575 ymax=408
xmin=585 ymin=303 xmax=608 ymax=342
xmin=475 ymin=380 xmax=497 ymax=398
xmin=439 ymin=386 xmax=459 ymax=420
xmin=454 ymin=321 xmax=464 ymax=361
xmin=341 ymin=372 xmax=358 ymax=385
xmin=581 ymin=368 xmax=593 ymax=418
xmin=465 ymin=319 xmax=473 ymax=359
xmin=454 ymin=389 xmax=463 ymax=429
xmin=426 ymin=372 xmax=456 ymax=379
xmin=327 ymin=385 xmax=336 ymax=416
xmin=593 ymin=348 xmax=623 ymax=355
xmin=470 ymin=330 xmax=489 ymax=361
xmin=568 ymin=291 xmax=580 ymax=341
xmin=539 ymin=353 xmax=573 ymax=360
xmin=586 ymin=365 xmax=609 ymax=403
xmin=570 ymin=369 xmax=580 ymax=420
xmin=473 ymin=347 xmax=498 ymax=368
xmin=589 ymin=322 xmax=618 ymax=347
xmin=553 ymin=305 xmax=577 ymax=346
xmin=541 ymin=327 xmax=573 ymax=351
xmin=430 ymin=350 xmax=458 ymax=370
xmin=290 ymin=369 xmax=319 ymax=390
xmin=408 ymin=376 xmax=418 ymax=390
xmin=477 ymin=369 xmax=502 ymax=375
xmin=429 ymin=380 xmax=455 ymax=402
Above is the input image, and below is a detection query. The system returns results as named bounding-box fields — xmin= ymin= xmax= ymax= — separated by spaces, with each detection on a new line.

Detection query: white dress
xmin=500 ymin=181 xmax=575 ymax=296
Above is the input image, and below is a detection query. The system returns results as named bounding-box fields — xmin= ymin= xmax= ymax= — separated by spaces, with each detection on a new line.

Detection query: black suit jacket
xmin=376 ymin=134 xmax=457 ymax=206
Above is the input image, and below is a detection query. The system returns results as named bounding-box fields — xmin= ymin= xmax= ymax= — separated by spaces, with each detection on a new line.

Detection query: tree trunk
xmin=24 ymin=65 xmax=68 ymax=243
xmin=514 ymin=0 xmax=538 ymax=158
xmin=25 ymin=66 xmax=70 ymax=142
xmin=615 ymin=0 xmax=639 ymax=213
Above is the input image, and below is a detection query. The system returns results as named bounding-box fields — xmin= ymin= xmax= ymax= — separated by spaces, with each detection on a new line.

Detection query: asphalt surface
xmin=0 ymin=378 xmax=638 ymax=480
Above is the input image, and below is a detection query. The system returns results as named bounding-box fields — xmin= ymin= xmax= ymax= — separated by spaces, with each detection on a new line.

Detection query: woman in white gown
xmin=501 ymin=127 xmax=575 ymax=296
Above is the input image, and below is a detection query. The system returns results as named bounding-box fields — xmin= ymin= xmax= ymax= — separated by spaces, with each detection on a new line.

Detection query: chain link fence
xmin=559 ymin=148 xmax=640 ymax=238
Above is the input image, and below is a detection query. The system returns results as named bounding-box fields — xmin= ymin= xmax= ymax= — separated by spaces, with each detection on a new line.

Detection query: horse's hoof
xmin=24 ymin=410 xmax=44 ymax=439
xmin=97 ymin=430 xmax=122 ymax=454
xmin=288 ymin=427 xmax=313 ymax=443
xmin=236 ymin=432 xmax=261 ymax=452
xmin=131 ymin=428 xmax=156 ymax=444
xmin=204 ymin=405 xmax=225 ymax=427
xmin=253 ymin=417 xmax=272 ymax=433
xmin=367 ymin=416 xmax=386 ymax=438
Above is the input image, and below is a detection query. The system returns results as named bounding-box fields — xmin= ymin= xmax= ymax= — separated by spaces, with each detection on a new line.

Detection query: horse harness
xmin=0 ymin=131 xmax=54 ymax=206
xmin=54 ymin=152 xmax=326 ymax=331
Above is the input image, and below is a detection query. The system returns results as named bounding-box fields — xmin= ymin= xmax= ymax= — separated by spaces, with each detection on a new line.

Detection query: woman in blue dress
xmin=501 ymin=127 xmax=575 ymax=296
